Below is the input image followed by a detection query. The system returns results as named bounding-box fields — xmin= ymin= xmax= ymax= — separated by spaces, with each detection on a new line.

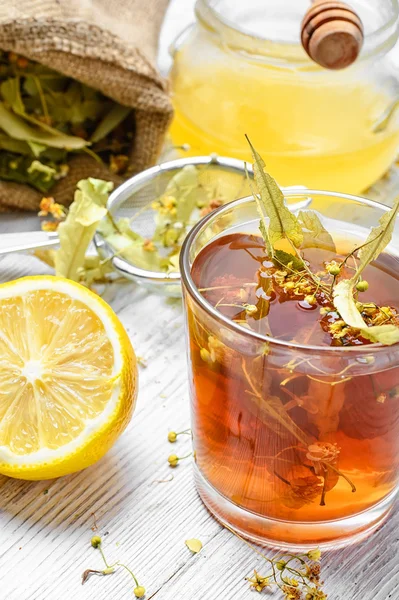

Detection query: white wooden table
xmin=0 ymin=2 xmax=398 ymax=598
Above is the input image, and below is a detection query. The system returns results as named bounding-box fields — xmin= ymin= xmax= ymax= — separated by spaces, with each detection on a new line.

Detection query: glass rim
xmin=197 ymin=0 xmax=399 ymax=61
xmin=180 ymin=189 xmax=398 ymax=355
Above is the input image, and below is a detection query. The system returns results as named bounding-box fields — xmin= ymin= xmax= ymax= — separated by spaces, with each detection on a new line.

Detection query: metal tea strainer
xmin=0 ymin=155 xmax=309 ymax=297
xmin=94 ymin=155 xmax=256 ymax=297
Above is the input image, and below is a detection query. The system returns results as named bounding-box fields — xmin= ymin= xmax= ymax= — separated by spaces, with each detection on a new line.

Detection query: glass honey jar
xmin=169 ymin=0 xmax=399 ymax=194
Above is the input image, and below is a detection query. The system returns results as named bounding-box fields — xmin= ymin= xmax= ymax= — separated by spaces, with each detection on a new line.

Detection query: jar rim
xmin=180 ymin=190 xmax=399 ymax=355
xmin=196 ymin=0 xmax=399 ymax=63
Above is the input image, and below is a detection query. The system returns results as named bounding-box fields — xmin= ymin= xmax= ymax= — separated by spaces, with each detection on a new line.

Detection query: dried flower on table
xmin=227 ymin=524 xmax=326 ymax=599
xmin=83 ymin=534 xmax=145 ymax=598
xmin=247 ymin=570 xmax=271 ymax=592
xmin=167 ymin=428 xmax=191 ymax=443
xmin=167 ymin=452 xmax=193 ymax=468
xmin=185 ymin=538 xmax=203 ymax=554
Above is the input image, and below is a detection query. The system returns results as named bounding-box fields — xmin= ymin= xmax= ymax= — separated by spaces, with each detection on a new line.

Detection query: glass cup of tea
xmin=180 ymin=190 xmax=399 ymax=549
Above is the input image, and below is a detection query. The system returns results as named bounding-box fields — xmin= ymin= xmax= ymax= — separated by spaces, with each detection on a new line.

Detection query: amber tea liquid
xmin=187 ymin=233 xmax=399 ymax=546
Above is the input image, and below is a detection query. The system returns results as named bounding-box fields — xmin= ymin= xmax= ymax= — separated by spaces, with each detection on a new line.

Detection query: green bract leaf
xmin=247 ymin=136 xmax=303 ymax=249
xmin=152 ymin=165 xmax=207 ymax=248
xmin=97 ymin=216 xmax=167 ymax=272
xmin=23 ymin=74 xmax=67 ymax=97
xmin=76 ymin=255 xmax=114 ymax=286
xmin=55 ymin=178 xmax=113 ymax=281
xmin=1 ymin=77 xmax=25 ymax=113
xmin=0 ymin=102 xmax=89 ymax=149
xmin=45 ymin=86 xmax=105 ymax=126
xmin=333 ymin=280 xmax=399 ymax=345
xmin=0 ymin=134 xmax=31 ymax=155
xmin=91 ymin=104 xmax=131 ymax=143
xmin=245 ymin=161 xmax=273 ymax=256
xmin=298 ymin=210 xmax=336 ymax=251
xmin=273 ymin=249 xmax=304 ymax=271
xmin=355 ymin=196 xmax=399 ymax=281
xmin=360 ymin=324 xmax=399 ymax=345
xmin=333 ymin=279 xmax=367 ymax=330
xmin=332 ymin=197 xmax=399 ymax=345
xmin=28 ymin=141 xmax=46 ymax=157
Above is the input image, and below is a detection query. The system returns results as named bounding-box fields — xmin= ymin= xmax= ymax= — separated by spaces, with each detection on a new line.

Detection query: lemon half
xmin=0 ymin=276 xmax=137 ymax=480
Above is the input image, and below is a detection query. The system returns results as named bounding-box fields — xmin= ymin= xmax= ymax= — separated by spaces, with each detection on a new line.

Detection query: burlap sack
xmin=0 ymin=0 xmax=173 ymax=211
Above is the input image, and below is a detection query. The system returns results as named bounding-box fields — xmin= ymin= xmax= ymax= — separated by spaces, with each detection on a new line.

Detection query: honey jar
xmin=169 ymin=0 xmax=399 ymax=193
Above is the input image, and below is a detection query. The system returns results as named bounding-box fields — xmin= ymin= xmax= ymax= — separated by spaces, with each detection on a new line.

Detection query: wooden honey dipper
xmin=301 ymin=1 xmax=364 ymax=69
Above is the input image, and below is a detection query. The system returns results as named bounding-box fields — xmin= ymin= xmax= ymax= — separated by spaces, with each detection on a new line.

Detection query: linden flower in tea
xmin=185 ymin=140 xmax=399 ymax=544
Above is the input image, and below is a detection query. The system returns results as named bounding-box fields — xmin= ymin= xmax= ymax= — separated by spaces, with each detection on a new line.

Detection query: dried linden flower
xmin=276 ymin=560 xmax=287 ymax=571
xmin=356 ymin=280 xmax=369 ymax=292
xmin=168 ymin=454 xmax=179 ymax=468
xmin=134 ymin=585 xmax=146 ymax=598
xmin=306 ymin=442 xmax=340 ymax=464
xmin=91 ymin=535 xmax=102 ymax=548
xmin=167 ymin=431 xmax=177 ymax=443
xmin=244 ymin=303 xmax=258 ymax=316
xmin=305 ymin=295 xmax=317 ymax=306
xmin=307 ymin=548 xmax=321 ymax=562
xmin=327 ymin=264 xmax=341 ymax=276
xmin=246 ymin=570 xmax=271 ymax=592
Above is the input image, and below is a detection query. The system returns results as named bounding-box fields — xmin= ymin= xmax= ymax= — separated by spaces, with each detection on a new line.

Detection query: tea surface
xmin=192 ymin=233 xmax=399 ymax=347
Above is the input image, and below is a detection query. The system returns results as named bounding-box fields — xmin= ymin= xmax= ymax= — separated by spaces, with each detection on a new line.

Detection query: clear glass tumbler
xmin=180 ymin=190 xmax=399 ymax=548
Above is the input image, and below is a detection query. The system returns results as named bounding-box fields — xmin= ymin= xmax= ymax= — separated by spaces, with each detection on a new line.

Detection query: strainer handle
xmin=0 ymin=231 xmax=59 ymax=256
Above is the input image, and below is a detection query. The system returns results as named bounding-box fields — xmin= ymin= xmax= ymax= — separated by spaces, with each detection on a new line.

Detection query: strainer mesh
xmin=114 ymin=164 xmax=252 ymax=240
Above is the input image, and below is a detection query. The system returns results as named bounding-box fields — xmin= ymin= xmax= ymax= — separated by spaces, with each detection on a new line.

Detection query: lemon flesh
xmin=0 ymin=276 xmax=137 ymax=480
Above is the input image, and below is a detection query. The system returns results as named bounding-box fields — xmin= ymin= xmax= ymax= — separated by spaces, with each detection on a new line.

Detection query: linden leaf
xmin=273 ymin=249 xmax=304 ymax=271
xmin=245 ymin=161 xmax=273 ymax=256
xmin=355 ymin=196 xmax=399 ymax=281
xmin=0 ymin=77 xmax=25 ymax=113
xmin=360 ymin=324 xmax=399 ymax=346
xmin=298 ymin=210 xmax=336 ymax=252
xmin=28 ymin=141 xmax=46 ymax=157
xmin=333 ymin=281 xmax=399 ymax=345
xmin=97 ymin=216 xmax=167 ymax=272
xmin=247 ymin=136 xmax=303 ymax=249
xmin=0 ymin=133 xmax=31 ymax=155
xmin=76 ymin=255 xmax=114 ymax=286
xmin=258 ymin=219 xmax=272 ymax=257
xmin=0 ymin=102 xmax=89 ymax=149
xmin=152 ymin=165 xmax=206 ymax=248
xmin=333 ymin=279 xmax=367 ymax=330
xmin=185 ymin=538 xmax=203 ymax=554
xmin=91 ymin=104 xmax=131 ymax=143
xmin=332 ymin=198 xmax=399 ymax=344
xmin=73 ymin=179 xmax=112 ymax=226
xmin=54 ymin=178 xmax=113 ymax=281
